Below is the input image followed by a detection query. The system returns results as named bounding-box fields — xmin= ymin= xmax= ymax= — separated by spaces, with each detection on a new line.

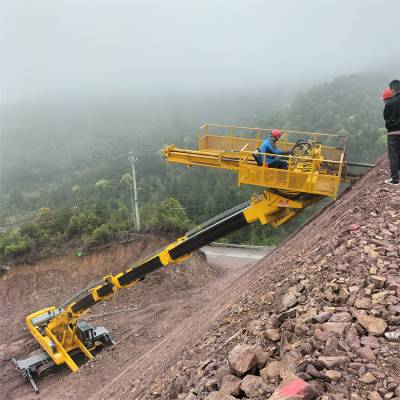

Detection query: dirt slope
xmin=129 ymin=156 xmax=399 ymax=400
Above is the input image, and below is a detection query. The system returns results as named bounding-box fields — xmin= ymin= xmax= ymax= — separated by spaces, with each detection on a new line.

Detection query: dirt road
xmin=1 ymin=239 xmax=271 ymax=400
xmin=202 ymin=245 xmax=273 ymax=268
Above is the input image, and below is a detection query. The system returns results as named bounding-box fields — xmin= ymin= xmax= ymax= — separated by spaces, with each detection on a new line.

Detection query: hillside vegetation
xmin=0 ymin=73 xmax=390 ymax=261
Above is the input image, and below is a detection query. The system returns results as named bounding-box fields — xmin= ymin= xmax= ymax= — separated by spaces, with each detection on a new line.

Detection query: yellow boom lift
xmin=13 ymin=124 xmax=370 ymax=392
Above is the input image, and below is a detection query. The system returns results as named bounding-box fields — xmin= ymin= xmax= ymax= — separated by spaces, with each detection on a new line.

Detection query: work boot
xmin=385 ymin=178 xmax=399 ymax=185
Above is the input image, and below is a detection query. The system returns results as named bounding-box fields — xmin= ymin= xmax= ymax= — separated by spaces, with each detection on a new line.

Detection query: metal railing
xmin=198 ymin=123 xmax=347 ymax=162
xmin=197 ymin=124 xmax=346 ymax=198
xmin=236 ymin=150 xmax=343 ymax=197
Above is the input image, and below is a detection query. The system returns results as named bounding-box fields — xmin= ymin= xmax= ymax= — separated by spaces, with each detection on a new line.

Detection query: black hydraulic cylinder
xmin=169 ymin=211 xmax=248 ymax=259
xmin=71 ymin=293 xmax=97 ymax=313
xmin=118 ymin=256 xmax=163 ymax=286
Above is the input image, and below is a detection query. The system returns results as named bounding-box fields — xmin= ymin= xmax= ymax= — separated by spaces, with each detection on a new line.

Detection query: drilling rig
xmin=14 ymin=124 xmax=362 ymax=392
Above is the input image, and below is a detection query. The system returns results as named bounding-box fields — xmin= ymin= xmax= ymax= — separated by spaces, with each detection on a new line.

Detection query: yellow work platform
xmin=164 ymin=123 xmax=347 ymax=199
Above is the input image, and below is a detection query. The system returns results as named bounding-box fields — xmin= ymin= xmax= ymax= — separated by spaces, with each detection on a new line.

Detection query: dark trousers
xmin=388 ymin=135 xmax=400 ymax=181
xmin=268 ymin=158 xmax=288 ymax=169
xmin=253 ymin=154 xmax=288 ymax=169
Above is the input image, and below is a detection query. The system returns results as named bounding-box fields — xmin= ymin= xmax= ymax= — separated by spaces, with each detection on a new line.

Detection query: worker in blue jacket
xmin=254 ymin=129 xmax=291 ymax=168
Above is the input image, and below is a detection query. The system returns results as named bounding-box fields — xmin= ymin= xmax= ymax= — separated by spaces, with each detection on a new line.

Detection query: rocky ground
xmin=142 ymin=157 xmax=400 ymax=400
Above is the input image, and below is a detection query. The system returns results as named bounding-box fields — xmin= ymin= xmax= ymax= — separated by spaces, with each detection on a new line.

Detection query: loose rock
xmin=359 ymin=372 xmax=378 ymax=384
xmin=240 ymin=375 xmax=264 ymax=398
xmin=228 ymin=345 xmax=258 ymax=377
xmin=356 ymin=313 xmax=387 ymax=336
xmin=219 ymin=374 xmax=242 ymax=397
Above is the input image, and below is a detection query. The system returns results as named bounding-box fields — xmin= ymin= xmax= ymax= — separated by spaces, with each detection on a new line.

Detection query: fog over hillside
xmin=1 ymin=1 xmax=399 ymax=105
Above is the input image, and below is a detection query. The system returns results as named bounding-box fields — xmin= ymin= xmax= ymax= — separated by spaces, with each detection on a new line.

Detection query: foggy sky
xmin=1 ymin=0 xmax=399 ymax=105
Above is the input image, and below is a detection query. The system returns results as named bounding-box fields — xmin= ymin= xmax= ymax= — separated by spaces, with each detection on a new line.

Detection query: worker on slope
xmin=383 ymin=79 xmax=400 ymax=185
xmin=255 ymin=129 xmax=291 ymax=168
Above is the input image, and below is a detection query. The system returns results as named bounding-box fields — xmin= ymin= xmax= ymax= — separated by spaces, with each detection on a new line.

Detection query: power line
xmin=0 ymin=201 xmax=246 ymax=229
xmin=0 ymin=150 xmax=162 ymax=179
xmin=1 ymin=150 xmax=161 ymax=175
xmin=0 ymin=153 xmax=126 ymax=177
xmin=1 ymin=159 xmax=124 ymax=184
xmin=0 ymin=153 xmax=162 ymax=185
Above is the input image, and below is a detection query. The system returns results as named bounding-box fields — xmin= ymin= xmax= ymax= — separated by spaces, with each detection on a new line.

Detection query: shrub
xmin=0 ymin=230 xmax=30 ymax=258
xmin=154 ymin=197 xmax=190 ymax=232
xmin=109 ymin=203 xmax=130 ymax=231
xmin=83 ymin=224 xmax=113 ymax=248
xmin=20 ymin=223 xmax=42 ymax=241
xmin=66 ymin=212 xmax=88 ymax=238
xmin=93 ymin=224 xmax=113 ymax=243
xmin=47 ymin=208 xmax=73 ymax=235
xmin=65 ymin=212 xmax=101 ymax=239
xmin=4 ymin=241 xmax=30 ymax=257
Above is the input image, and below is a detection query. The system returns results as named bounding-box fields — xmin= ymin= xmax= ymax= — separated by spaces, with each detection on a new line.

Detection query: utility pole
xmin=128 ymin=151 xmax=141 ymax=232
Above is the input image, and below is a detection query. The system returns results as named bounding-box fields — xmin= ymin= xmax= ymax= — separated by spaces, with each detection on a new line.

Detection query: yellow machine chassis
xmin=26 ymin=308 xmax=94 ymax=372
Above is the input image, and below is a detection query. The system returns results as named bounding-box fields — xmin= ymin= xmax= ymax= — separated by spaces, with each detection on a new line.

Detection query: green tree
xmin=153 ymin=197 xmax=190 ymax=232
xmin=120 ymin=173 xmax=133 ymax=189
xmin=83 ymin=223 xmax=114 ymax=248
xmin=94 ymin=179 xmax=109 ymax=191
xmin=0 ymin=229 xmax=30 ymax=258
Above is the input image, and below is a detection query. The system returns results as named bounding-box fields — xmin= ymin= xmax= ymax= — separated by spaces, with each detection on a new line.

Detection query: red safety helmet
xmin=271 ymin=129 xmax=282 ymax=139
xmin=382 ymin=88 xmax=394 ymax=100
